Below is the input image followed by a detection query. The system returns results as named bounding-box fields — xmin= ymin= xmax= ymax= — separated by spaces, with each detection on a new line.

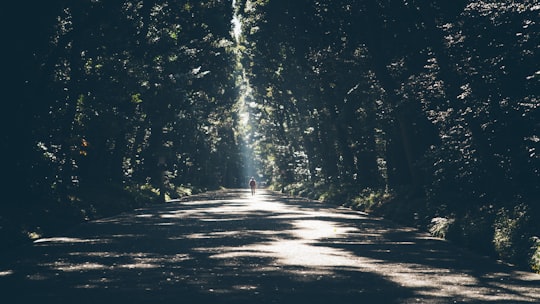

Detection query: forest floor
xmin=1 ymin=189 xmax=539 ymax=303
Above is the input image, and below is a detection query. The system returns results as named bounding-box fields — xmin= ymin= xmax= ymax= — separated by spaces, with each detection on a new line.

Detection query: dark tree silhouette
xmin=2 ymin=0 xmax=538 ymax=271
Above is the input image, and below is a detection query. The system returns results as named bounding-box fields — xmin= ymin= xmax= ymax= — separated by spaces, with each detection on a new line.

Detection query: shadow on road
xmin=1 ymin=189 xmax=539 ymax=303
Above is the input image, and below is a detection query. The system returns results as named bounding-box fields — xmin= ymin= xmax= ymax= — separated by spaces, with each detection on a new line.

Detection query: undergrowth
xmin=273 ymin=181 xmax=540 ymax=274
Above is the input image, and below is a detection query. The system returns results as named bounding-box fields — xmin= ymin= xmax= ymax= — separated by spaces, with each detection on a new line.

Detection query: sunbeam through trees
xmin=2 ymin=0 xmax=539 ymax=272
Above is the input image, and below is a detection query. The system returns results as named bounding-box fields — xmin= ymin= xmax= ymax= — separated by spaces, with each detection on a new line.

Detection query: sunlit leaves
xmin=1 ymin=0 xmax=242 ymax=241
xmin=242 ymin=0 xmax=539 ymax=243
xmin=131 ymin=93 xmax=143 ymax=104
xmin=4 ymin=1 xmax=539 ymax=271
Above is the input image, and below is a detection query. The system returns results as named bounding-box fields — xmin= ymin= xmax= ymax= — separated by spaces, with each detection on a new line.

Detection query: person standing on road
xmin=249 ymin=177 xmax=256 ymax=196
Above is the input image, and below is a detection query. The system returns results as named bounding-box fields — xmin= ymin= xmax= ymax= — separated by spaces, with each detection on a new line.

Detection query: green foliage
xmin=3 ymin=0 xmax=539 ymax=273
xmin=317 ymin=184 xmax=346 ymax=204
xmin=237 ymin=0 xmax=539 ymax=271
xmin=447 ymin=209 xmax=497 ymax=256
xmin=429 ymin=217 xmax=455 ymax=240
xmin=131 ymin=93 xmax=143 ymax=104
xmin=348 ymin=189 xmax=394 ymax=212
xmin=2 ymin=0 xmax=240 ymax=246
xmin=531 ymin=237 xmax=540 ymax=274
xmin=493 ymin=204 xmax=535 ymax=268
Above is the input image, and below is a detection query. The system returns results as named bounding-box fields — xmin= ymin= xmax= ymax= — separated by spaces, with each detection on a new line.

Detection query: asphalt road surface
xmin=1 ymin=189 xmax=539 ymax=303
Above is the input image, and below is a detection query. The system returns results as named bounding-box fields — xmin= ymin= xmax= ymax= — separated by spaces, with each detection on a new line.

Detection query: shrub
xmin=349 ymin=188 xmax=393 ymax=211
xmin=446 ymin=210 xmax=496 ymax=256
xmin=530 ymin=237 xmax=540 ymax=273
xmin=429 ymin=217 xmax=455 ymax=239
xmin=493 ymin=204 xmax=535 ymax=268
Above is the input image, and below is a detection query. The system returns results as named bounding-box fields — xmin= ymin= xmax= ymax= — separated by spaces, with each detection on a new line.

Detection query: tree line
xmin=1 ymin=0 xmax=539 ymax=272
xmin=236 ymin=0 xmax=539 ymax=271
xmin=2 ymin=1 xmax=244 ymax=245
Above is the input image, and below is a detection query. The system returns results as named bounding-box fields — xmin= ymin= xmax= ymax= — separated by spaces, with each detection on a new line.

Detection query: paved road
xmin=1 ymin=189 xmax=539 ymax=303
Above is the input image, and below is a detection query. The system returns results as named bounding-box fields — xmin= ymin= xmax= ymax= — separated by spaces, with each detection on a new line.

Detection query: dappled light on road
xmin=193 ymin=191 xmax=540 ymax=303
xmin=0 ymin=270 xmax=14 ymax=277
xmin=0 ymin=189 xmax=539 ymax=303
